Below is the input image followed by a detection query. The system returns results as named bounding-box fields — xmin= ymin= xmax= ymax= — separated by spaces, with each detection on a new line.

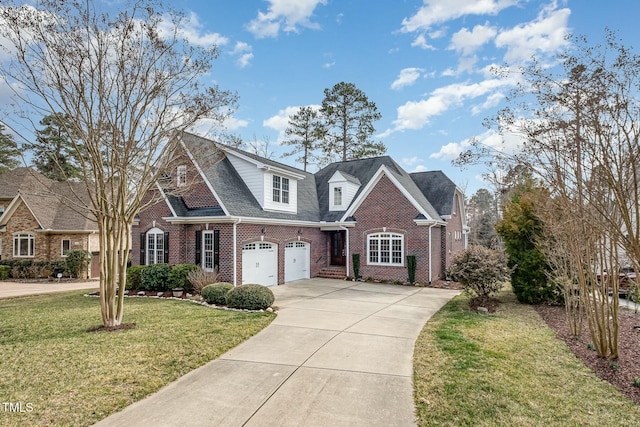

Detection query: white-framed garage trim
xmin=284 ymin=241 xmax=310 ymax=283
xmin=242 ymin=241 xmax=278 ymax=287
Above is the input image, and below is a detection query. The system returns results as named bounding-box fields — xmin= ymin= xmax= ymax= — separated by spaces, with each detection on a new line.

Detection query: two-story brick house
xmin=0 ymin=167 xmax=100 ymax=278
xmin=132 ymin=132 xmax=468 ymax=286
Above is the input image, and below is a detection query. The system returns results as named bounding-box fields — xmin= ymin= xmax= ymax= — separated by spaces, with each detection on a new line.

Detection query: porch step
xmin=317 ymin=266 xmax=347 ymax=280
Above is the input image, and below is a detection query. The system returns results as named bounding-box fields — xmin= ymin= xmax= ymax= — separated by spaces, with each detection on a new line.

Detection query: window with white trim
xmin=367 ymin=233 xmax=403 ymax=266
xmin=61 ymin=239 xmax=71 ymax=257
xmin=272 ymin=175 xmax=289 ymax=204
xmin=146 ymin=228 xmax=165 ymax=265
xmin=333 ymin=187 xmax=342 ymax=206
xmin=203 ymin=231 xmax=215 ymax=271
xmin=177 ymin=165 xmax=187 ymax=187
xmin=13 ymin=233 xmax=35 ymax=258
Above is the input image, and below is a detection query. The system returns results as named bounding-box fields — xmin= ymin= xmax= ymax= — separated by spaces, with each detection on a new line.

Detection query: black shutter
xmin=195 ymin=230 xmax=202 ymax=266
xmin=214 ymin=230 xmax=220 ymax=270
xmin=163 ymin=232 xmax=170 ymax=264
xmin=140 ymin=233 xmax=146 ymax=265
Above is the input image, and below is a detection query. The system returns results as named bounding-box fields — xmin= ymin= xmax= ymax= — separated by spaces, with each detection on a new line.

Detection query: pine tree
xmin=281 ymin=106 xmax=324 ymax=171
xmin=0 ymin=123 xmax=21 ymax=172
xmin=319 ymin=82 xmax=385 ymax=164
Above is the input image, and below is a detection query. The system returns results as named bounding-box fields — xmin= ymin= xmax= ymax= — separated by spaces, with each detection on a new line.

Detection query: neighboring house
xmin=0 ymin=167 xmax=100 ymax=278
xmin=132 ymin=132 xmax=468 ymax=286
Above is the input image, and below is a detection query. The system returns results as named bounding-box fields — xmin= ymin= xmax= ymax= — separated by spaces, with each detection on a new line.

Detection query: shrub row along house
xmin=0 ymin=167 xmax=99 ymax=278
xmin=133 ymin=132 xmax=468 ymax=286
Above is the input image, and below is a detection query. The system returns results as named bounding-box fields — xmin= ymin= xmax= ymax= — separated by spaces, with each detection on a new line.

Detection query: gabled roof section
xmin=0 ymin=168 xmax=97 ymax=232
xmin=315 ymin=156 xmax=442 ymax=222
xmin=410 ymin=171 xmax=457 ymax=217
xmin=179 ymin=132 xmax=320 ymax=221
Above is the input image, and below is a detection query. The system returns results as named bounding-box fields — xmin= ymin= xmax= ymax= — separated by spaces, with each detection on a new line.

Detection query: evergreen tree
xmin=319 ymin=82 xmax=385 ymax=164
xmin=281 ymin=106 xmax=324 ymax=171
xmin=0 ymin=123 xmax=20 ymax=172
xmin=27 ymin=113 xmax=84 ymax=181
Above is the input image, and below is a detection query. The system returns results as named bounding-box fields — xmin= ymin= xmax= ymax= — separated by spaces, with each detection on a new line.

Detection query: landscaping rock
xmin=266 ymin=307 xmax=273 ymax=312
xmin=477 ymin=307 xmax=489 ymax=314
xmin=137 ymin=291 xmax=145 ymax=296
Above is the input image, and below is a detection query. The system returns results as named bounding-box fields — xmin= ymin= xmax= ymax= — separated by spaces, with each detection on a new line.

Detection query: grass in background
xmin=0 ymin=292 xmax=274 ymax=426
xmin=413 ymin=287 xmax=640 ymax=427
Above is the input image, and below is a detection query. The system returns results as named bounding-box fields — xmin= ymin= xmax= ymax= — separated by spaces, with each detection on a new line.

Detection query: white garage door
xmin=285 ymin=241 xmax=310 ymax=283
xmin=242 ymin=242 xmax=278 ymax=287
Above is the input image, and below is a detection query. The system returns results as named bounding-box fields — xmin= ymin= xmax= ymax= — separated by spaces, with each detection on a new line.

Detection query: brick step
xmin=317 ymin=267 xmax=347 ymax=280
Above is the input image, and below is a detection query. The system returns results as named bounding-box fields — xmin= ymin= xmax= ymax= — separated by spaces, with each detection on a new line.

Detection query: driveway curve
xmin=94 ymin=278 xmax=459 ymax=427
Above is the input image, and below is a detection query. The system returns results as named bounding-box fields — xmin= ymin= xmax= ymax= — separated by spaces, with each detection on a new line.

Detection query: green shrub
xmin=0 ymin=265 xmax=10 ymax=280
xmin=225 ymin=284 xmax=275 ymax=310
xmin=201 ymin=282 xmax=234 ymax=305
xmin=407 ymin=255 xmax=417 ymax=284
xmin=140 ymin=263 xmax=172 ymax=291
xmin=352 ymin=253 xmax=360 ymax=279
xmin=447 ymin=245 xmax=510 ymax=304
xmin=65 ymin=250 xmax=92 ymax=279
xmin=126 ymin=265 xmax=145 ymax=291
xmin=168 ymin=264 xmax=199 ymax=292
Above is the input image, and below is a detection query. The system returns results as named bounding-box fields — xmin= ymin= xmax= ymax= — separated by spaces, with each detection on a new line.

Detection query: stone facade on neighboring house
xmin=0 ymin=167 xmax=99 ymax=278
xmin=133 ymin=133 xmax=469 ymax=287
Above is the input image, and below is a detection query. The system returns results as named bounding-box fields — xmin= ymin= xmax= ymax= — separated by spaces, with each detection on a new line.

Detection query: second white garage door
xmin=242 ymin=242 xmax=278 ymax=287
xmin=284 ymin=241 xmax=310 ymax=283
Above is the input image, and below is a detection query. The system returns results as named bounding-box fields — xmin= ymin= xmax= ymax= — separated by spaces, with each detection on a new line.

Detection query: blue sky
xmin=3 ymin=0 xmax=640 ymax=196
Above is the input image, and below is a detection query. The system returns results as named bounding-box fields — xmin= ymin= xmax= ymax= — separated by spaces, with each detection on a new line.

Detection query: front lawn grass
xmin=414 ymin=287 xmax=640 ymax=427
xmin=0 ymin=292 xmax=274 ymax=427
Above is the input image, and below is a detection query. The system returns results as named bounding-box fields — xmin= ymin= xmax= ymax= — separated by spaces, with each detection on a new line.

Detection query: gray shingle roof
xmin=0 ymin=168 xmax=97 ymax=231
xmin=410 ymin=171 xmax=457 ymax=216
xmin=180 ymin=132 xmax=453 ymax=224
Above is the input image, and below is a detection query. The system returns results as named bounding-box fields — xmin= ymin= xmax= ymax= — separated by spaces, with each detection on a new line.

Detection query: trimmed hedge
xmin=0 ymin=260 xmax=66 ymax=279
xmin=126 ymin=265 xmax=145 ymax=291
xmin=0 ymin=265 xmax=10 ymax=280
xmin=140 ymin=264 xmax=173 ymax=292
xmin=201 ymin=282 xmax=234 ymax=305
xmin=168 ymin=264 xmax=199 ymax=292
xmin=225 ymin=284 xmax=274 ymax=310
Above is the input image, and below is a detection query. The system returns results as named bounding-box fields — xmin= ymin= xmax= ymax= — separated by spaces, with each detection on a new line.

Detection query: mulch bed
xmin=535 ymin=304 xmax=640 ymax=405
xmin=87 ymin=322 xmax=136 ymax=333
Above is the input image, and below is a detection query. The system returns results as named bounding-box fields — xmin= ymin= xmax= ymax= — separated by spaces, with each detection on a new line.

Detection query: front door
xmin=330 ymin=231 xmax=346 ymax=266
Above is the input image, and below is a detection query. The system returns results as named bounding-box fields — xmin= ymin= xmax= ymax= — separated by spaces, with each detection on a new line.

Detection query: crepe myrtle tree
xmin=0 ymin=0 xmax=237 ymax=327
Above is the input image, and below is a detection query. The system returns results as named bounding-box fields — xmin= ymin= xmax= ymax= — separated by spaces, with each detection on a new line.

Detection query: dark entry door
xmin=330 ymin=231 xmax=346 ymax=266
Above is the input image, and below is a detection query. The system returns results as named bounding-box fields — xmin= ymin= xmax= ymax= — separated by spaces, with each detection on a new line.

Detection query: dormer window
xmin=177 ymin=165 xmax=187 ymax=187
xmin=334 ymin=187 xmax=342 ymax=206
xmin=273 ymin=175 xmax=289 ymax=204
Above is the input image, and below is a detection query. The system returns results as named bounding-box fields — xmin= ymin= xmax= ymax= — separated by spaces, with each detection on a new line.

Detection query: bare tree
xmin=0 ymin=0 xmax=237 ymax=326
xmin=458 ymin=31 xmax=640 ymax=359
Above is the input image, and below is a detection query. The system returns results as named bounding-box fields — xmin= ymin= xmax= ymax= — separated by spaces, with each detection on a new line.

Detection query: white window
xmin=367 ymin=233 xmax=404 ymax=266
xmin=146 ymin=228 xmax=165 ymax=265
xmin=272 ymin=175 xmax=289 ymax=204
xmin=333 ymin=187 xmax=342 ymax=206
xmin=61 ymin=239 xmax=71 ymax=256
xmin=13 ymin=233 xmax=35 ymax=258
xmin=203 ymin=231 xmax=215 ymax=271
xmin=177 ymin=165 xmax=187 ymax=187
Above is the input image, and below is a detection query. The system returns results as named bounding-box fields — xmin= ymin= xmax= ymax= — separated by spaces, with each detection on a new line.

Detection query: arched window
xmin=146 ymin=228 xmax=165 ymax=265
xmin=367 ymin=233 xmax=404 ymax=266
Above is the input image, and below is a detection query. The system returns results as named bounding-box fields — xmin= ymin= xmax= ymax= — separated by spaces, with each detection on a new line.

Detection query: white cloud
xmin=471 ymin=91 xmax=505 ymax=115
xmin=159 ymin=12 xmax=228 ymax=47
xmin=246 ymin=0 xmax=328 ymax=39
xmin=430 ymin=139 xmax=471 ymax=160
xmin=401 ymin=0 xmax=519 ymax=33
xmin=232 ymin=42 xmax=254 ymax=68
xmin=495 ymin=3 xmax=571 ymax=64
xmin=403 ymin=156 xmax=424 ymax=166
xmin=388 ymin=78 xmax=510 ymax=133
xmin=411 ymin=34 xmax=436 ymax=50
xmin=391 ymin=68 xmax=424 ymax=90
xmin=263 ymin=104 xmax=321 ymax=142
xmin=449 ymin=24 xmax=497 ymax=56
xmin=412 ymin=165 xmax=428 ymax=172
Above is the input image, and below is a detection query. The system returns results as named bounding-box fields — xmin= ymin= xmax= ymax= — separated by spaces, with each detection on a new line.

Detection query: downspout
xmin=428 ymin=224 xmax=436 ymax=284
xmin=344 ymin=226 xmax=350 ymax=278
xmin=233 ymin=218 xmax=241 ymax=287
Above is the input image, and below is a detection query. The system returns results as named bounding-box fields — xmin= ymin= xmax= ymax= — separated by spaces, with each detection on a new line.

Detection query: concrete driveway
xmin=0 ymin=280 xmax=99 ymax=299
xmin=94 ymin=278 xmax=459 ymax=427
